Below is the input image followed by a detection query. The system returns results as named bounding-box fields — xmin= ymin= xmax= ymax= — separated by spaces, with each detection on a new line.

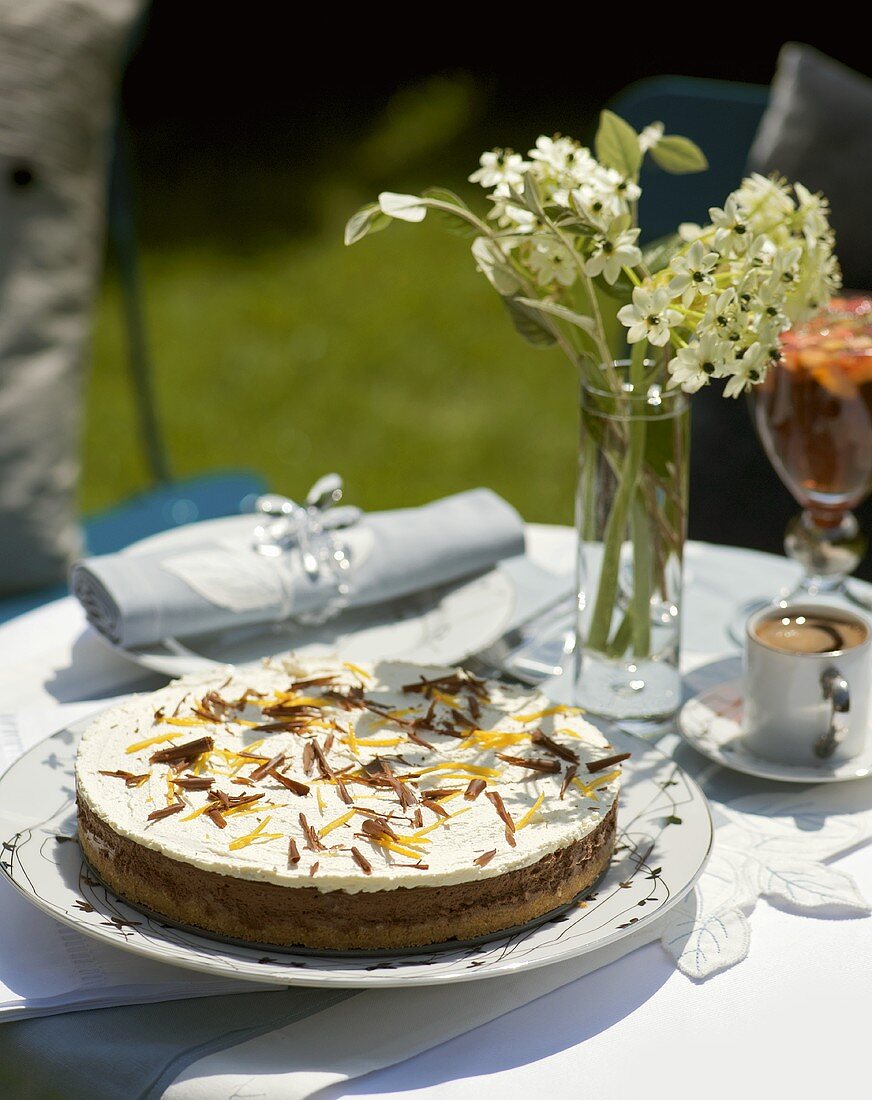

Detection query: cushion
xmin=748 ymin=43 xmax=872 ymax=291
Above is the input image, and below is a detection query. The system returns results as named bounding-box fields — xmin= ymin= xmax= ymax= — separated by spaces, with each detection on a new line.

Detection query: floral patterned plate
xmin=0 ymin=718 xmax=712 ymax=988
xmin=678 ymin=679 xmax=872 ymax=783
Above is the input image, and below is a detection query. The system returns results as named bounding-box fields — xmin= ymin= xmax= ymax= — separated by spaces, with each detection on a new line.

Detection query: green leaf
xmin=344 ymin=202 xmax=392 ymax=246
xmin=522 ymin=172 xmax=544 ymax=217
xmin=378 ymin=191 xmax=428 ymax=222
xmin=515 ymin=297 xmax=597 ymax=336
xmin=503 ymin=296 xmax=557 ymax=348
xmin=471 ymin=236 xmax=521 ymax=296
xmin=595 ymin=110 xmax=642 ymax=179
xmin=422 ymin=187 xmax=479 ymax=238
xmin=650 ymin=135 xmax=708 ymax=174
xmin=641 ymin=233 xmax=684 ymax=275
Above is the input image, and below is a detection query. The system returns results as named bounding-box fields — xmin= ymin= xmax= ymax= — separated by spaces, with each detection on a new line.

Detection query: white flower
xmin=667 ymin=331 xmax=727 ymax=392
xmin=618 ymin=287 xmax=682 ymax=346
xmin=528 ymin=135 xmax=583 ymax=176
xmin=584 ymin=222 xmax=642 ymax=285
xmin=721 ymin=342 xmax=770 ymax=398
xmin=668 ymin=241 xmax=720 ymax=305
xmin=469 ymin=150 xmax=529 ymax=190
xmin=736 ymin=173 xmax=794 ymax=229
xmin=639 ymin=121 xmax=664 ymax=153
xmin=709 ymin=196 xmax=749 ymax=252
xmin=603 ymin=167 xmax=641 ymax=203
xmin=526 ymin=238 xmax=577 ymax=287
xmin=571 ymin=182 xmax=624 ymax=227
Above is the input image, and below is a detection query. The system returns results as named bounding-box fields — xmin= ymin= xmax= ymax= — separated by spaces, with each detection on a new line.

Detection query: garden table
xmin=0 ymin=526 xmax=868 ymax=1100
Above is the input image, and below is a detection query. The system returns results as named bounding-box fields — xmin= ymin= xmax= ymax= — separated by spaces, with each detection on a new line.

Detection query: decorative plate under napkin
xmin=0 ymin=719 xmax=712 ymax=988
xmin=678 ymin=679 xmax=872 ymax=783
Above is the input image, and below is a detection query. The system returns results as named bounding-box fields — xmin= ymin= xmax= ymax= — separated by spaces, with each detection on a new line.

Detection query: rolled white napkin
xmin=70 ymin=489 xmax=524 ymax=648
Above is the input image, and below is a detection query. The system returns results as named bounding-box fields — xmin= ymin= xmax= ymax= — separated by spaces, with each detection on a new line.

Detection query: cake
xmin=75 ymin=657 xmax=625 ymax=950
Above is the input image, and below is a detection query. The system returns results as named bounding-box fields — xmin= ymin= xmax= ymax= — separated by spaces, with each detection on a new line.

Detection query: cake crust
xmin=78 ymin=796 xmax=616 ymax=949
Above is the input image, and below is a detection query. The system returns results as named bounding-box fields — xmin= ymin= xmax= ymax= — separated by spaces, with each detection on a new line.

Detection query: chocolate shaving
xmin=323 ymin=731 xmax=335 ymax=753
xmin=335 ymin=778 xmax=352 ymax=805
xmin=381 ymin=759 xmax=418 ymax=809
xmin=505 ymin=825 xmax=517 ymax=848
xmin=321 ymin=685 xmax=366 ymax=710
xmin=206 ymin=807 xmax=227 ymax=829
xmin=236 ymin=751 xmax=269 ymax=762
xmin=464 ymin=778 xmax=486 ymax=801
xmin=302 ymin=741 xmax=315 ymax=776
xmin=288 ymin=837 xmax=301 ymax=865
xmin=269 ymin=771 xmax=310 ymax=795
xmin=531 ymin=730 xmax=579 ymax=763
xmin=422 ymin=798 xmax=449 ymax=818
xmin=299 ymin=813 xmax=325 ymax=852
xmin=249 ymin=753 xmax=285 ymax=782
xmin=420 ymin=787 xmax=460 ymax=800
xmin=312 ymin=741 xmax=334 ymax=780
xmin=172 ymin=775 xmax=214 ymax=791
xmin=147 ymin=801 xmax=184 ymax=822
xmin=309 ymin=862 xmax=319 ymax=876
xmin=99 ymin=769 xmax=149 ymax=788
xmin=360 ymin=817 xmax=399 ymax=842
xmin=290 ymin=674 xmax=340 ymax=690
xmin=412 ymin=807 xmax=423 ymax=829
xmin=252 ymin=721 xmax=311 ymax=733
xmin=474 ymin=849 xmax=496 ymax=867
xmin=586 ymin=752 xmax=631 ymax=773
xmin=150 ymin=737 xmax=214 ymax=764
xmin=351 ymin=846 xmax=372 ymax=874
xmin=486 ymin=790 xmax=515 ymax=833
xmin=495 ymin=752 xmax=560 ymax=774
xmin=559 ymin=764 xmax=578 ymax=800
xmin=395 ymin=862 xmax=429 ymax=869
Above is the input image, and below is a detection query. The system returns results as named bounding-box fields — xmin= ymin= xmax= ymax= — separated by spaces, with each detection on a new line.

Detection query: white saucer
xmin=678 ymin=678 xmax=872 ymax=783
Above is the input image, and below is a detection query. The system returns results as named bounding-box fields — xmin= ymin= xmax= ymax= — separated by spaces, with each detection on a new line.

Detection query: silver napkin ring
xmin=252 ymin=474 xmax=361 ymax=623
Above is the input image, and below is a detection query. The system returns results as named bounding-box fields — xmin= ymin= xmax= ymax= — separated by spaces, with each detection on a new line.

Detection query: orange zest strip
xmin=318 ymin=809 xmax=355 ymax=838
xmin=125 ymin=731 xmax=185 ymax=755
xmin=370 ymin=836 xmax=428 ymax=861
xmin=516 ymin=792 xmax=545 ymax=830
xmin=411 ymin=806 xmax=471 ymax=839
xmin=511 ymin=704 xmax=581 ymax=723
xmin=572 ymin=769 xmax=621 ymax=798
xmin=228 ymin=815 xmax=282 ymax=851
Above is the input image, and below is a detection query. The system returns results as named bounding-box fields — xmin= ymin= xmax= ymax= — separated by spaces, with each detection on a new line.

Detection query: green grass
xmin=84 ymin=200 xmax=580 ymax=528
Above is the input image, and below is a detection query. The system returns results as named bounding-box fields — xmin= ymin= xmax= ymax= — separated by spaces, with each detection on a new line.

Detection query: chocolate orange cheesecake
xmin=75 ymin=658 xmax=624 ymax=950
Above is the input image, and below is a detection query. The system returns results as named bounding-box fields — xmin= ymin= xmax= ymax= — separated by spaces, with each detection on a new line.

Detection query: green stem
xmin=630 ymin=491 xmax=652 ymax=656
xmin=586 ymin=342 xmax=649 ymax=652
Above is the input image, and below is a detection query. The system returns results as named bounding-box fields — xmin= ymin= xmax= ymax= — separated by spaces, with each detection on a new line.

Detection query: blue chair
xmin=611 ymin=76 xmax=769 ymax=241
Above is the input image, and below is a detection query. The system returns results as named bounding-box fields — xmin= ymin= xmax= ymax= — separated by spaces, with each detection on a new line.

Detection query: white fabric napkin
xmin=71 ymin=489 xmax=524 ymax=647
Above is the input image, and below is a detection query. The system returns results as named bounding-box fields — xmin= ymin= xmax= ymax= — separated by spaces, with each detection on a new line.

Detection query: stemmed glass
xmin=733 ymin=294 xmax=872 ymax=633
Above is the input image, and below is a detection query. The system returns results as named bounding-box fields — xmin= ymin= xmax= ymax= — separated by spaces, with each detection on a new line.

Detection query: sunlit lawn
xmin=83 ymin=195 xmax=580 ymax=528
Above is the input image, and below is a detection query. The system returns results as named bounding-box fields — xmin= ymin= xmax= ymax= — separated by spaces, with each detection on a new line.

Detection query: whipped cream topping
xmin=75 ymin=657 xmax=621 ymax=894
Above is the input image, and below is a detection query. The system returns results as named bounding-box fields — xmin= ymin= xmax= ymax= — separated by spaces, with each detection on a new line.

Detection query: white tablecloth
xmin=0 ymin=526 xmax=869 ymax=1100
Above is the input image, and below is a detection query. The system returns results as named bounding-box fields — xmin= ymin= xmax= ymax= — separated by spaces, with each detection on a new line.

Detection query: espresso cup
xmin=743 ymin=603 xmax=872 ymax=766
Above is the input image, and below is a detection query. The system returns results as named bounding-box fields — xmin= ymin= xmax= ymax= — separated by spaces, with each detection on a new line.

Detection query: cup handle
xmin=816 ymin=668 xmax=850 ymax=759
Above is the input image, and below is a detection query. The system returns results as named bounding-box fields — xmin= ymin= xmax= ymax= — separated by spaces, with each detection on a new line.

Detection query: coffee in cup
xmin=744 ymin=603 xmax=872 ymax=766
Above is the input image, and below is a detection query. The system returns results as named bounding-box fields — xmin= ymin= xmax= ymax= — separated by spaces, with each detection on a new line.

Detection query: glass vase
xmin=573 ymin=365 xmax=689 ymax=735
